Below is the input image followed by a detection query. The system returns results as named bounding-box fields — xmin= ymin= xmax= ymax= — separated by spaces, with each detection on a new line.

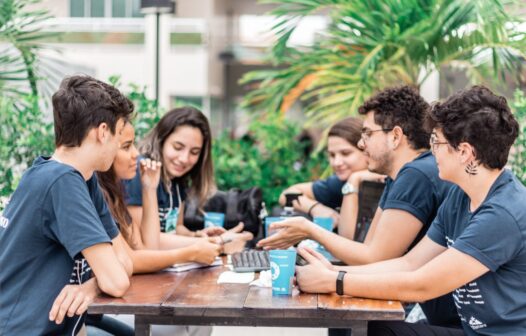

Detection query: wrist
xmin=328 ymin=270 xmax=339 ymax=293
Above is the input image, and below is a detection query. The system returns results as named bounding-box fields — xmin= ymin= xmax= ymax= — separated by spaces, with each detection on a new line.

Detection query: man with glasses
xmin=258 ymin=86 xmax=459 ymax=330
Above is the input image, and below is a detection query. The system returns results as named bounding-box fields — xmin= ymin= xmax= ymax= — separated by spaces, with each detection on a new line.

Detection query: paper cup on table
xmin=269 ymin=249 xmax=297 ymax=296
xmin=264 ymin=217 xmax=284 ymax=237
xmin=204 ymin=212 xmax=225 ymax=228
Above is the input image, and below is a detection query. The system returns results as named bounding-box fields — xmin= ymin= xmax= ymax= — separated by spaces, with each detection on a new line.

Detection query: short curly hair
xmin=358 ymin=85 xmax=431 ymax=150
xmin=426 ymin=86 xmax=519 ymax=170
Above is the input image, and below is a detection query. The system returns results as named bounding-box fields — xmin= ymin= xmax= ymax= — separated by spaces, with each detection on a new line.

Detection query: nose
xmin=131 ymin=144 xmax=139 ymax=160
xmin=333 ymin=154 xmax=343 ymax=166
xmin=179 ymin=150 xmax=191 ymax=164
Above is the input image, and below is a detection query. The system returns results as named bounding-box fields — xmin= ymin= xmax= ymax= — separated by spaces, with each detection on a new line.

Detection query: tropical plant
xmin=0 ymin=0 xmax=58 ymax=101
xmin=511 ymin=89 xmax=526 ymax=185
xmin=241 ymin=0 xmax=526 ymax=128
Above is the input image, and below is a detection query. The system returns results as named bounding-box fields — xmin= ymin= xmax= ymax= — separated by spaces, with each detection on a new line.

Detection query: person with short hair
xmin=0 ymin=75 xmax=133 ymax=335
xmin=296 ymin=85 xmax=526 ymax=335
xmin=278 ymin=117 xmax=382 ymax=239
xmin=259 ymin=86 xmax=459 ymax=328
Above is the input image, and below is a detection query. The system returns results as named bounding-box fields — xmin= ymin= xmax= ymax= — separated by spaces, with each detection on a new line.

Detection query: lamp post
xmin=140 ymin=0 xmax=176 ymax=109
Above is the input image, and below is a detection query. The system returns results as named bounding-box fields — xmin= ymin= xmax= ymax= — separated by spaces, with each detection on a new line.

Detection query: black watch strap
xmin=336 ymin=270 xmax=347 ymax=295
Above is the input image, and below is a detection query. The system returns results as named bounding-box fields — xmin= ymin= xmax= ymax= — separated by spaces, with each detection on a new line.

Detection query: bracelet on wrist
xmin=308 ymin=202 xmax=320 ymax=218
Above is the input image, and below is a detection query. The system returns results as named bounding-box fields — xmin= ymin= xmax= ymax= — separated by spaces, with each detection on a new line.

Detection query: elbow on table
xmin=98 ymin=275 xmax=130 ymax=298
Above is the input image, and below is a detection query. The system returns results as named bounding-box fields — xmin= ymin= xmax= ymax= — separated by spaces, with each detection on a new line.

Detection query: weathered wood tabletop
xmin=89 ymin=260 xmax=404 ymax=336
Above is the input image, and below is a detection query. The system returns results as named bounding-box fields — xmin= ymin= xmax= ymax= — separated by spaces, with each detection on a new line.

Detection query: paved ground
xmin=212 ymin=327 xmax=327 ymax=336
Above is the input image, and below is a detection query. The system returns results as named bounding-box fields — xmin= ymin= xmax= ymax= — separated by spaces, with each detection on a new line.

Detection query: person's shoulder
xmin=483 ymin=170 xmax=526 ymax=224
xmin=22 ymin=157 xmax=83 ymax=189
xmin=402 ymin=151 xmax=437 ymax=175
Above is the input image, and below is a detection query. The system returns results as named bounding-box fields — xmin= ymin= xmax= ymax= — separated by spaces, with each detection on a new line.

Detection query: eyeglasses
xmin=360 ymin=128 xmax=393 ymax=141
xmin=429 ymin=134 xmax=449 ymax=155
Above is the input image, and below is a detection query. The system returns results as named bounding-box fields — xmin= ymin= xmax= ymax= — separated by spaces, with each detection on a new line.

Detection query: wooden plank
xmin=242 ymin=286 xmax=318 ymax=319
xmin=89 ymin=271 xmax=187 ymax=315
xmin=162 ymin=265 xmax=250 ymax=317
xmin=317 ymin=293 xmax=405 ymax=321
xmin=130 ymin=314 xmax=369 ymax=329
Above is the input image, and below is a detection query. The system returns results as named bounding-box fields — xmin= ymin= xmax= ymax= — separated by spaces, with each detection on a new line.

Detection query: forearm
xmin=140 ymin=188 xmax=161 ymax=249
xmin=175 ymin=223 xmax=200 ymax=237
xmin=337 ymin=193 xmax=359 ymax=240
xmin=338 ymin=255 xmax=414 ymax=274
xmin=342 ymin=271 xmax=434 ymax=302
xmin=159 ymin=232 xmax=202 ymax=249
xmin=130 ymin=247 xmax=196 ymax=274
xmin=311 ymin=226 xmax=377 ymax=265
xmin=84 ymin=277 xmax=102 ymax=299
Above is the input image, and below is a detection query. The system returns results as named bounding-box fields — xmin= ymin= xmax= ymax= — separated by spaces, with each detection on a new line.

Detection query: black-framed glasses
xmin=360 ymin=128 xmax=393 ymax=141
xmin=429 ymin=134 xmax=449 ymax=155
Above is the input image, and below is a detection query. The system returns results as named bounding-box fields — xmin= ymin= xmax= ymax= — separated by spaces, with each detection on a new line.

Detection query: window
xmin=70 ymin=0 xmax=143 ymax=18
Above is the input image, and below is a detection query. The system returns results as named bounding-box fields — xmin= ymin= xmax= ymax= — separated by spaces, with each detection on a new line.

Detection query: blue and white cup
xmin=313 ymin=217 xmax=333 ymax=231
xmin=312 ymin=217 xmax=335 ymax=260
xmin=269 ymin=249 xmax=297 ymax=296
xmin=204 ymin=212 xmax=225 ymax=228
xmin=264 ymin=217 xmax=285 ymax=237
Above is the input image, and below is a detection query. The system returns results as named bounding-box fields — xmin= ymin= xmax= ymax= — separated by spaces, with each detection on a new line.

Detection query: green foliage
xmin=213 ymin=115 xmax=328 ymax=208
xmin=109 ymin=75 xmax=163 ymax=139
xmin=243 ymin=0 xmax=526 ymax=128
xmin=0 ymin=95 xmax=54 ymax=197
xmin=511 ymin=89 xmax=526 ymax=185
xmin=0 ymin=0 xmax=59 ymax=100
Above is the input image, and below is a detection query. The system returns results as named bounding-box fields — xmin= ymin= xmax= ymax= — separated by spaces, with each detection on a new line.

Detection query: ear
xmin=96 ymin=122 xmax=110 ymax=144
xmin=457 ymin=142 xmax=476 ymax=164
xmin=391 ymin=126 xmax=404 ymax=149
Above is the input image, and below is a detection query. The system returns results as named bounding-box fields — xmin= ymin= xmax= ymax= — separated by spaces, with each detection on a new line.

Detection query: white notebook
xmin=165 ymin=257 xmax=223 ymax=273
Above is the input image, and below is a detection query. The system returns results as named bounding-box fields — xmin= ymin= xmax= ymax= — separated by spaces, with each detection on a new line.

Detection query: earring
xmin=465 ymin=161 xmax=478 ymax=176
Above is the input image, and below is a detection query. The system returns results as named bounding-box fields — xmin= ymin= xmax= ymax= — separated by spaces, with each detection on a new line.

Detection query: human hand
xmin=348 ymin=170 xmax=385 ymax=187
xmin=220 ymin=223 xmax=254 ymax=254
xmin=49 ymin=279 xmax=99 ymax=325
xmin=139 ymin=158 xmax=162 ymax=190
xmin=257 ymin=217 xmax=314 ymax=250
xmin=191 ymin=239 xmax=222 ymax=264
xmin=295 ymin=247 xmax=338 ymax=293
xmin=198 ymin=226 xmax=227 ymax=237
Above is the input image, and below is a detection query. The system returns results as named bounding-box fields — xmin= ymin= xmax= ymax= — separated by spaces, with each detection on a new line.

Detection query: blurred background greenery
xmin=1 ymin=0 xmax=526 ymax=211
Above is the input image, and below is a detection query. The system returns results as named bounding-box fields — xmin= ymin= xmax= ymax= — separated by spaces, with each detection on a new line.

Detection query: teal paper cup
xmin=204 ymin=212 xmax=225 ymax=228
xmin=269 ymin=249 xmax=297 ymax=295
xmin=264 ymin=217 xmax=284 ymax=237
xmin=313 ymin=217 xmax=333 ymax=231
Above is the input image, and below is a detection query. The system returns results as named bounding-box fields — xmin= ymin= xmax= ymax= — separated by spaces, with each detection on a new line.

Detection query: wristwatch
xmin=336 ymin=270 xmax=347 ymax=295
xmin=341 ymin=182 xmax=358 ymax=195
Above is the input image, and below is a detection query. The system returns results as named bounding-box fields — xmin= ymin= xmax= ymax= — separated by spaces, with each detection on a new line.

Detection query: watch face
xmin=341 ymin=182 xmax=357 ymax=195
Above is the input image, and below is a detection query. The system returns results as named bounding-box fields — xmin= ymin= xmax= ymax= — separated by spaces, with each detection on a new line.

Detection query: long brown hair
xmin=139 ymin=107 xmax=215 ymax=207
xmin=328 ymin=117 xmax=363 ymax=148
xmin=97 ymin=169 xmax=135 ymax=248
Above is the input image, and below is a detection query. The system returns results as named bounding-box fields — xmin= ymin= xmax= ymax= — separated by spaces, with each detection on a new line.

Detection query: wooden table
xmin=89 ymin=262 xmax=404 ymax=336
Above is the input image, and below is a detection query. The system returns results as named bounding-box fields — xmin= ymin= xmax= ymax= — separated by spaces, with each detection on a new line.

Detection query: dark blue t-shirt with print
xmin=0 ymin=157 xmax=119 ymax=336
xmin=123 ymin=163 xmax=186 ymax=232
xmin=377 ymin=151 xmax=459 ymax=327
xmin=312 ymin=174 xmax=345 ymax=210
xmin=427 ymin=169 xmax=526 ymax=335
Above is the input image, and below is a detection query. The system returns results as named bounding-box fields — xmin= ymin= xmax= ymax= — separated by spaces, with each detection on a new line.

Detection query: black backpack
xmin=183 ymin=187 xmax=263 ymax=236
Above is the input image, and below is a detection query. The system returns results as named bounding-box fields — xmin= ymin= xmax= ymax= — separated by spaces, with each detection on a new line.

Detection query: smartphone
xmin=296 ymin=254 xmax=308 ymax=266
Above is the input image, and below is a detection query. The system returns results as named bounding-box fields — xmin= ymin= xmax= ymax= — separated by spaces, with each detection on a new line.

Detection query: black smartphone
xmin=296 ymin=253 xmax=308 ymax=266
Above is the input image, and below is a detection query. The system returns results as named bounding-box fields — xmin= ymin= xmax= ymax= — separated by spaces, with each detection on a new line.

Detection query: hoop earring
xmin=465 ymin=161 xmax=478 ymax=176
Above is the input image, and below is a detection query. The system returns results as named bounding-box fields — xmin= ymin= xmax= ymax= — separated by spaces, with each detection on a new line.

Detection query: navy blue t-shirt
xmin=377 ymin=151 xmax=458 ymax=327
xmin=0 ymin=157 xmax=119 ymax=335
xmin=123 ymin=164 xmax=186 ymax=232
xmin=312 ymin=174 xmax=345 ymax=210
xmin=427 ymin=169 xmax=526 ymax=335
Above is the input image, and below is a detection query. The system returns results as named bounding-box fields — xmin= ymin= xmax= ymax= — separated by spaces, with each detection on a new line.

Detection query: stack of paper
xmin=166 ymin=257 xmax=223 ymax=273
